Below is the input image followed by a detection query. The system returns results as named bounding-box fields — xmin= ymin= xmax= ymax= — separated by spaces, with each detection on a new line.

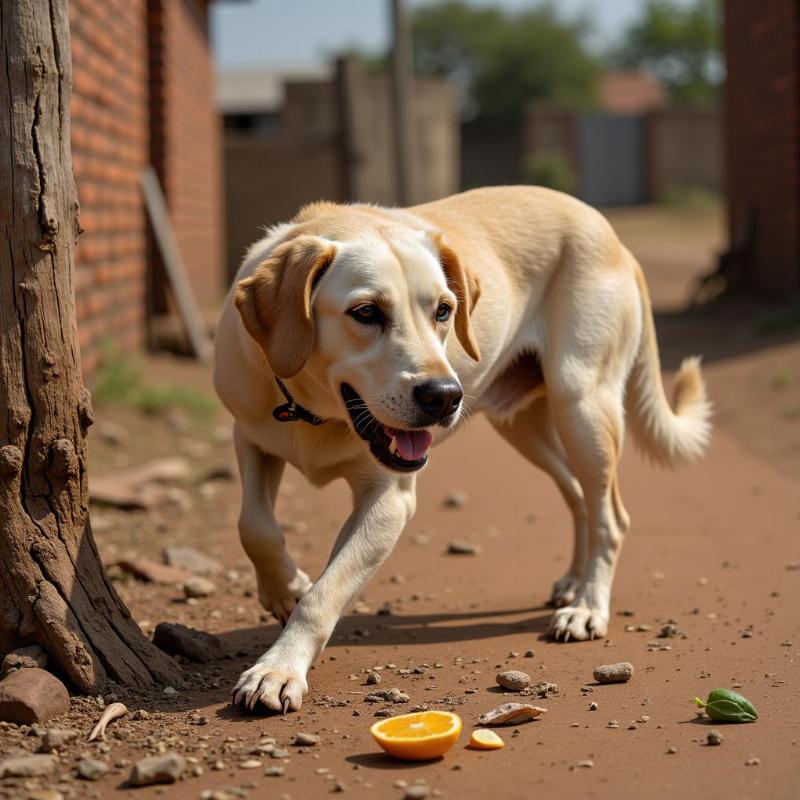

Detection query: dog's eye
xmin=348 ymin=304 xmax=383 ymax=325
xmin=435 ymin=303 xmax=452 ymax=323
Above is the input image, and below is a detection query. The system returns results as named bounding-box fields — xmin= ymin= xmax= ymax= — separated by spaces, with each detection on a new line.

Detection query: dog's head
xmin=235 ymin=219 xmax=481 ymax=473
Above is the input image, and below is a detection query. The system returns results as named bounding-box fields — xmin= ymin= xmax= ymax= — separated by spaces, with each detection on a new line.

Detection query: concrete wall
xmin=223 ymin=62 xmax=459 ymax=278
xmin=724 ymin=0 xmax=800 ymax=295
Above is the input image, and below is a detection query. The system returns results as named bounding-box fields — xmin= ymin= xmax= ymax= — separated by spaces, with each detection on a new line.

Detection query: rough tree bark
xmin=0 ymin=0 xmax=180 ymax=691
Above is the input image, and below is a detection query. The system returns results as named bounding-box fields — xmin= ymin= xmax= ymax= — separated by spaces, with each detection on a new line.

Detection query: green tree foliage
xmin=412 ymin=1 xmax=599 ymax=121
xmin=611 ymin=0 xmax=721 ymax=104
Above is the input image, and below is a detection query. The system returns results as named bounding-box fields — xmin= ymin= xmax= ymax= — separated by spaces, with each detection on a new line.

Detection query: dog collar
xmin=273 ymin=377 xmax=327 ymax=426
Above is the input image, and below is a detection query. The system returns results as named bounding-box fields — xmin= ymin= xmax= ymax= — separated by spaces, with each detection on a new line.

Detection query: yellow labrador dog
xmin=214 ymin=186 xmax=711 ymax=713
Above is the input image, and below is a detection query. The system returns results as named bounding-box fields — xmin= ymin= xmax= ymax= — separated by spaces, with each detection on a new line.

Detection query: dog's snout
xmin=413 ymin=379 xmax=463 ymax=419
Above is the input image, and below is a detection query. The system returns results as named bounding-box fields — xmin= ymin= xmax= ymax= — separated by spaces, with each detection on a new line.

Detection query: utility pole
xmin=390 ymin=0 xmax=415 ymax=205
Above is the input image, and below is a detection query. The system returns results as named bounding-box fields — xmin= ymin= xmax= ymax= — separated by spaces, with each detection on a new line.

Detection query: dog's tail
xmin=625 ymin=264 xmax=712 ymax=467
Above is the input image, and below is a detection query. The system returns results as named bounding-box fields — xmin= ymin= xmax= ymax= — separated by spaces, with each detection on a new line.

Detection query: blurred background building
xmin=66 ymin=0 xmax=799 ymax=374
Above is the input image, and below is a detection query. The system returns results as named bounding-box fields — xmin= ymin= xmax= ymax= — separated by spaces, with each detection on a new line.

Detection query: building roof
xmin=216 ymin=66 xmax=332 ymax=114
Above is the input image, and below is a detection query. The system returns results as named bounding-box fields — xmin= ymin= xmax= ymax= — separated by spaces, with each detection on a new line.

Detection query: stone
xmin=76 ymin=757 xmax=109 ymax=780
xmin=706 ymin=729 xmax=724 ymax=746
xmin=366 ymin=672 xmax=381 ymax=685
xmin=404 ymin=785 xmax=430 ymax=800
xmin=0 ymin=668 xmax=69 ymax=724
xmin=496 ymin=670 xmax=531 ymax=691
xmin=593 ymin=662 xmax=634 ymax=684
xmin=0 ymin=753 xmax=56 ymax=778
xmin=265 ymin=765 xmax=285 ymax=776
xmin=294 ymin=732 xmax=320 ymax=746
xmin=128 ymin=753 xmax=185 ymax=786
xmin=183 ymin=576 xmax=217 ymax=598
xmin=1 ymin=644 xmax=49 ymax=676
xmin=163 ymin=546 xmax=222 ymax=575
xmin=38 ymin=728 xmax=79 ymax=753
xmin=443 ymin=490 xmax=467 ymax=508
xmin=117 ymin=556 xmax=193 ymax=585
xmin=446 ymin=540 xmax=481 ymax=556
xmin=153 ymin=622 xmax=226 ymax=663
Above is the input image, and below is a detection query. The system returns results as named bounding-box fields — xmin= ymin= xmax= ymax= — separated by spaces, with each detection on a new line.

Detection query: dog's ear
xmin=235 ymin=235 xmax=336 ymax=377
xmin=435 ymin=234 xmax=481 ymax=362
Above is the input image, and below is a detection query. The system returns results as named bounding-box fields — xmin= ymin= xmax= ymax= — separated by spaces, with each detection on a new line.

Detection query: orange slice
xmin=371 ymin=711 xmax=462 ymax=761
xmin=469 ymin=729 xmax=505 ymax=750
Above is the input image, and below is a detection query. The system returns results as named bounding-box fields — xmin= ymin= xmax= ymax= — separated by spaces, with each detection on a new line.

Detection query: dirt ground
xmin=2 ymin=204 xmax=798 ymax=800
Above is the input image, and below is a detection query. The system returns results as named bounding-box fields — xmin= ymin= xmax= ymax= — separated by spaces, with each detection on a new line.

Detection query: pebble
xmin=1 ymin=645 xmax=49 ymax=676
xmin=706 ymin=730 xmax=723 ymax=746
xmin=265 ymin=766 xmax=285 ymax=776
xmin=240 ymin=759 xmax=262 ymax=769
xmin=446 ymin=540 xmax=481 ymax=555
xmin=0 ymin=754 xmax=55 ymax=778
xmin=575 ymin=759 xmax=594 ymax=769
xmin=667 ymin=746 xmax=678 ymax=754
xmin=607 ymin=720 xmax=620 ymax=729
xmin=0 ymin=668 xmax=69 ymax=724
xmin=589 ymin=702 xmax=598 ymax=711
xmin=128 ymin=753 xmax=186 ymax=786
xmin=270 ymin=748 xmax=290 ymax=759
xmin=294 ymin=732 xmax=320 ymax=746
xmin=38 ymin=728 xmax=79 ymax=752
xmin=593 ymin=662 xmax=634 ymax=684
xmin=496 ymin=670 xmax=531 ymax=691
xmin=116 ymin=556 xmax=193 ymax=584
xmin=745 ymin=756 xmax=760 ymax=766
xmin=163 ymin=546 xmax=222 ymax=575
xmin=443 ymin=490 xmax=467 ymax=508
xmin=76 ymin=757 xmax=109 ymax=780
xmin=153 ymin=622 xmax=226 ymax=663
xmin=404 ymin=786 xmax=430 ymax=800
xmin=183 ymin=576 xmax=217 ymax=598
xmin=366 ymin=672 xmax=381 ymax=685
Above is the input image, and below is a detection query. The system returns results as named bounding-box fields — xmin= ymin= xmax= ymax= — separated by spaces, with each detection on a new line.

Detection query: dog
xmin=214 ymin=186 xmax=711 ymax=713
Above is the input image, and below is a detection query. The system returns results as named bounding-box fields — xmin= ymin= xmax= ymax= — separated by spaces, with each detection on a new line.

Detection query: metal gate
xmin=577 ymin=115 xmax=646 ymax=207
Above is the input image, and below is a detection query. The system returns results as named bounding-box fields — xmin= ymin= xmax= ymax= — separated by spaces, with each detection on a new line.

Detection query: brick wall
xmin=148 ymin=0 xmax=224 ymax=311
xmin=70 ymin=0 xmax=223 ymax=374
xmin=70 ymin=0 xmax=150 ymax=375
xmin=724 ymin=0 xmax=800 ymax=295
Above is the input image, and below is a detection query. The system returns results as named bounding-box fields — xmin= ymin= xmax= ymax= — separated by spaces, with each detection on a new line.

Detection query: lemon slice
xmin=469 ymin=729 xmax=505 ymax=750
xmin=371 ymin=710 xmax=462 ymax=760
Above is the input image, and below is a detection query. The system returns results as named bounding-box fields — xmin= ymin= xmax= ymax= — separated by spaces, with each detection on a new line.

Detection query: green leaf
xmin=694 ymin=689 xmax=758 ymax=723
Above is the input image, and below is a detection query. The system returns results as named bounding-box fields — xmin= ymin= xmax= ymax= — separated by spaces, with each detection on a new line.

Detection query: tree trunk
xmin=0 ymin=0 xmax=180 ymax=692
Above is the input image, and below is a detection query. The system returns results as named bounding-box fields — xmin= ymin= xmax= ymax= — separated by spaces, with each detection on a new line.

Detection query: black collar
xmin=273 ymin=377 xmax=327 ymax=426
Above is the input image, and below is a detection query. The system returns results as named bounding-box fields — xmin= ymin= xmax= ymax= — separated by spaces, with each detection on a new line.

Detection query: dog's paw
xmin=257 ymin=569 xmax=313 ymax=625
xmin=549 ymin=603 xmax=608 ymax=642
xmin=548 ymin=573 xmax=581 ymax=607
xmin=232 ymin=659 xmax=308 ymax=714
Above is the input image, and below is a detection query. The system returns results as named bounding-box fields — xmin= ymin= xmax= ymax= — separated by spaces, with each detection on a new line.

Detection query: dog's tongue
xmin=389 ymin=428 xmax=433 ymax=461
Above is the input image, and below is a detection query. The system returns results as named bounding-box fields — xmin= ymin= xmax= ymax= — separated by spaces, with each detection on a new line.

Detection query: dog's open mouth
xmin=340 ymin=383 xmax=433 ymax=472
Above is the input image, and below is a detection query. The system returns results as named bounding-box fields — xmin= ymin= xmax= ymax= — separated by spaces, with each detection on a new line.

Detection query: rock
xmin=576 ymin=759 xmax=594 ymax=769
xmin=496 ymin=670 xmax=531 ymax=691
xmin=76 ymin=757 xmax=109 ymax=780
xmin=294 ymin=732 xmax=320 ymax=746
xmin=366 ymin=672 xmax=381 ymax=685
xmin=0 ymin=668 xmax=69 ymax=724
xmin=153 ymin=622 xmax=226 ymax=663
xmin=38 ymin=728 xmax=79 ymax=752
xmin=479 ymin=703 xmax=547 ymax=726
xmin=0 ymin=753 xmax=56 ymax=778
xmin=706 ymin=729 xmax=724 ymax=746
xmin=270 ymin=748 xmax=290 ymax=759
xmin=117 ymin=556 xmax=193 ymax=585
xmin=404 ymin=785 xmax=430 ymax=800
xmin=443 ymin=490 xmax=467 ymax=508
xmin=265 ymin=765 xmax=285 ymax=776
xmin=91 ymin=457 xmax=192 ymax=510
xmin=163 ymin=546 xmax=222 ymax=575
xmin=183 ymin=576 xmax=217 ymax=598
xmin=97 ymin=421 xmax=129 ymax=446
xmin=128 ymin=753 xmax=185 ymax=786
xmin=593 ymin=662 xmax=634 ymax=684
xmin=446 ymin=540 xmax=481 ymax=555
xmin=1 ymin=645 xmax=50 ymax=677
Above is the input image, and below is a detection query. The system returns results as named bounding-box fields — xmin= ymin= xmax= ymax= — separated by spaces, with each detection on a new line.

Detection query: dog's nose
xmin=413 ymin=379 xmax=463 ymax=419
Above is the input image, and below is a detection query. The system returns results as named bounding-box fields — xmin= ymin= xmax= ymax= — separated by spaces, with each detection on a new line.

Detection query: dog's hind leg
xmin=489 ymin=398 xmax=588 ymax=607
xmin=545 ymin=381 xmax=630 ymax=642
xmin=234 ymin=423 xmax=312 ymax=626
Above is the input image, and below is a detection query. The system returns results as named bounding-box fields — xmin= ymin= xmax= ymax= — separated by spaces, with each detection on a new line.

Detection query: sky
xmin=211 ymin=0 xmax=658 ymax=71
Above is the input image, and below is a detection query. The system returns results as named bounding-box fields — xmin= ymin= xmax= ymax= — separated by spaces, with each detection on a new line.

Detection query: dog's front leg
xmin=233 ymin=472 xmax=416 ymax=713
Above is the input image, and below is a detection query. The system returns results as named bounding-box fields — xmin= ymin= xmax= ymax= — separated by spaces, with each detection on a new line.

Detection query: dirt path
xmin=1 ymin=205 xmax=798 ymax=800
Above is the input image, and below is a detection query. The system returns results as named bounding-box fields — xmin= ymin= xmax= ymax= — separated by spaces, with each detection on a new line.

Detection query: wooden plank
xmin=140 ymin=166 xmax=214 ymax=363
